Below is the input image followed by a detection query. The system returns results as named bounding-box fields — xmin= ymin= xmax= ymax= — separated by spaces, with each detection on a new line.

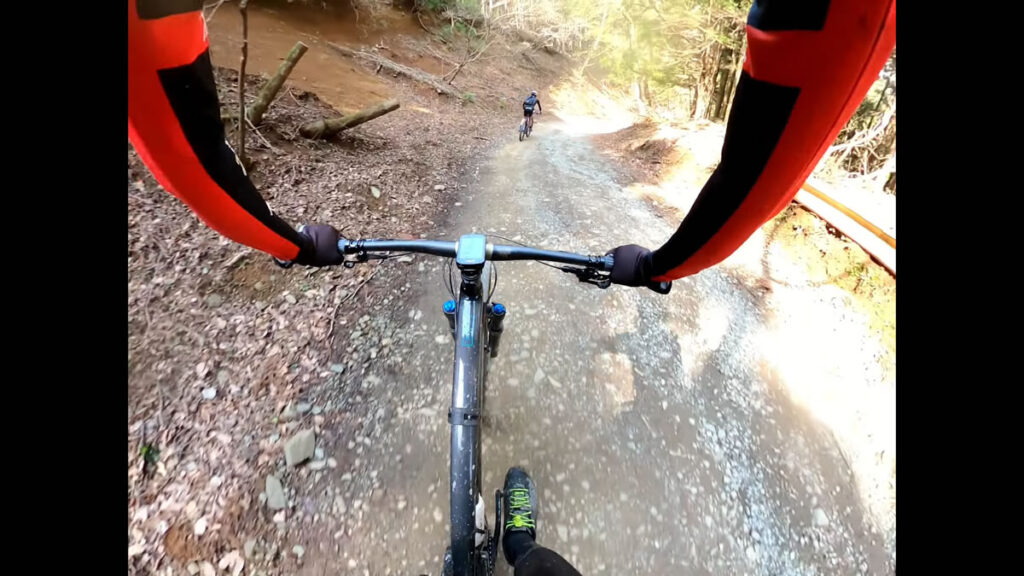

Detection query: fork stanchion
xmin=443 ymin=300 xmax=457 ymax=341
xmin=487 ymin=303 xmax=506 ymax=358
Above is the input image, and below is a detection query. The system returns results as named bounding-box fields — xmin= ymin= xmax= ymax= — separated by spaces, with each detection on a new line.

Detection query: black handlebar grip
xmin=647 ymin=281 xmax=672 ymax=295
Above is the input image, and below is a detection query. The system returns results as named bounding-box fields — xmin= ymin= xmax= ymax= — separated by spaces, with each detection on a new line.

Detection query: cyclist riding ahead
xmin=523 ymin=90 xmax=541 ymax=133
xmin=128 ymin=0 xmax=894 ymax=573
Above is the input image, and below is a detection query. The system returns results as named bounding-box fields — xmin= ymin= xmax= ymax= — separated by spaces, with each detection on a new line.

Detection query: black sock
xmin=504 ymin=531 xmax=536 ymax=565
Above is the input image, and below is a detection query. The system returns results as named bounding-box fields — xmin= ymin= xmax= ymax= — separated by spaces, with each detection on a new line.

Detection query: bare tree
xmin=237 ymin=0 xmax=250 ymax=166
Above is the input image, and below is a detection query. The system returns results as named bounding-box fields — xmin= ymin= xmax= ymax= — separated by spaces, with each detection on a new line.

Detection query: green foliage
xmin=564 ymin=0 xmax=745 ymax=99
xmin=462 ymin=92 xmax=477 ymax=103
xmin=139 ymin=443 xmax=160 ymax=466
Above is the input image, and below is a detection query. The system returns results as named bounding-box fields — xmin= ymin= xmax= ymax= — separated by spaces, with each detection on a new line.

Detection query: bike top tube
xmin=338 ymin=237 xmax=613 ymax=270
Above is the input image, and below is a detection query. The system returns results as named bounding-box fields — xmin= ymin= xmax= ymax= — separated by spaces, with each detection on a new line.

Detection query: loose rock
xmin=280 ymin=403 xmax=298 ymax=422
xmin=813 ymin=508 xmax=829 ymax=527
xmin=266 ymin=475 xmax=287 ymax=510
xmin=284 ymin=429 xmax=316 ymax=467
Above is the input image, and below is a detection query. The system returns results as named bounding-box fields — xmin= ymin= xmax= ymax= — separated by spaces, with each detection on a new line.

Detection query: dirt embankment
xmin=128 ymin=4 xmax=573 ymax=573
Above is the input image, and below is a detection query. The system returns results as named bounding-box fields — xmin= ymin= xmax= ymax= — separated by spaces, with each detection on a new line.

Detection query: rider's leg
xmin=513 ymin=547 xmax=582 ymax=576
xmin=503 ymin=467 xmax=582 ymax=576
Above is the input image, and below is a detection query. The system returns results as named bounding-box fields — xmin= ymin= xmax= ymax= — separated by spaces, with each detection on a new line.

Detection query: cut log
xmin=248 ymin=41 xmax=308 ymax=125
xmin=326 ymin=42 xmax=460 ymax=97
xmin=300 ymin=99 xmax=401 ymax=139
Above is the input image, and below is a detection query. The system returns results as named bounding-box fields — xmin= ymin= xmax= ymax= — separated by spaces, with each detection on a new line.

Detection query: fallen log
xmin=514 ymin=28 xmax=543 ymax=46
xmin=248 ymin=41 xmax=308 ymax=125
xmin=326 ymin=42 xmax=460 ymax=97
xmin=299 ymin=99 xmax=401 ymax=139
xmin=513 ymin=28 xmax=561 ymax=55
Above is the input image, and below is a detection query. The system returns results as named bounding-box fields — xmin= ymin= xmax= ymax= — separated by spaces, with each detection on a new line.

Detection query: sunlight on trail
xmin=555 ymin=113 xmax=636 ymax=135
xmin=754 ymin=286 xmax=896 ymax=550
xmin=549 ymin=78 xmax=637 ymax=135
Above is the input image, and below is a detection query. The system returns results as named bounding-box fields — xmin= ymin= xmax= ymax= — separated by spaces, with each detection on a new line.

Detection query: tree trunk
xmin=576 ymin=6 xmax=609 ymax=77
xmin=632 ymin=76 xmax=647 ymax=115
xmin=327 ymin=43 xmax=460 ymax=97
xmin=711 ymin=56 xmax=730 ymax=121
xmin=623 ymin=7 xmax=645 ymax=115
xmin=723 ymin=33 xmax=746 ymax=121
xmin=691 ymin=42 xmax=720 ymax=120
xmin=714 ymin=25 xmax=745 ymax=123
xmin=247 ymin=41 xmax=308 ymax=125
xmin=719 ymin=64 xmax=735 ymax=120
xmin=237 ymin=0 xmax=249 ymax=167
xmin=641 ymin=76 xmax=652 ymax=106
xmin=300 ymin=99 xmax=401 ymax=139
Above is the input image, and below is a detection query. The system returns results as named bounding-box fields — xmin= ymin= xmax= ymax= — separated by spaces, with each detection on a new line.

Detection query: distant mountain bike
xmin=517 ymin=118 xmax=531 ymax=141
xmin=518 ymin=111 xmax=539 ymax=141
xmin=336 ymin=234 xmax=671 ymax=576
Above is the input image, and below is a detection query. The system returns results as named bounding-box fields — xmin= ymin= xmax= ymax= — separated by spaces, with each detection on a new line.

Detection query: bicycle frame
xmin=448 ymin=255 xmax=491 ymax=575
xmin=335 ymin=235 xmax=665 ymax=576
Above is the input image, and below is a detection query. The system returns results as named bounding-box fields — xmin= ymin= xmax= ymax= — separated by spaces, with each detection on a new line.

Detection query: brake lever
xmin=343 ymin=250 xmax=390 ymax=268
xmin=559 ymin=266 xmax=612 ymax=289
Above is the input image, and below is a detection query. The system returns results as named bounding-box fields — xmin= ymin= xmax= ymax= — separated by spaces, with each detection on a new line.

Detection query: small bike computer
xmin=455 ymin=234 xmax=487 ymax=268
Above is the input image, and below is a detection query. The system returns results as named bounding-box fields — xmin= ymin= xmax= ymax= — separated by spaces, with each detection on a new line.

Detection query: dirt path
xmin=296 ymin=118 xmax=895 ymax=575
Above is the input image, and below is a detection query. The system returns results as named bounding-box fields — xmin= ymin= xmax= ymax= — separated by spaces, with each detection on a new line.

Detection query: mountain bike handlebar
xmin=336 ymin=237 xmax=671 ymax=294
xmin=338 ymin=238 xmax=609 ymax=268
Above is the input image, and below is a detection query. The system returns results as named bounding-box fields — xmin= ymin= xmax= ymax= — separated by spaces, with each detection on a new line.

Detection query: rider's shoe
xmin=502 ymin=466 xmax=538 ymax=565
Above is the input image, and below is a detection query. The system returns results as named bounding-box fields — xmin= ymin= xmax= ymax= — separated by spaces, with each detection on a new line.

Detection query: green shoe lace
xmin=505 ymin=488 xmax=535 ymax=530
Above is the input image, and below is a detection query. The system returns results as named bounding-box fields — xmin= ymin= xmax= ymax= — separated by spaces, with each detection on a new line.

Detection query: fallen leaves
xmin=128 ymin=49 xmax=515 ymax=575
